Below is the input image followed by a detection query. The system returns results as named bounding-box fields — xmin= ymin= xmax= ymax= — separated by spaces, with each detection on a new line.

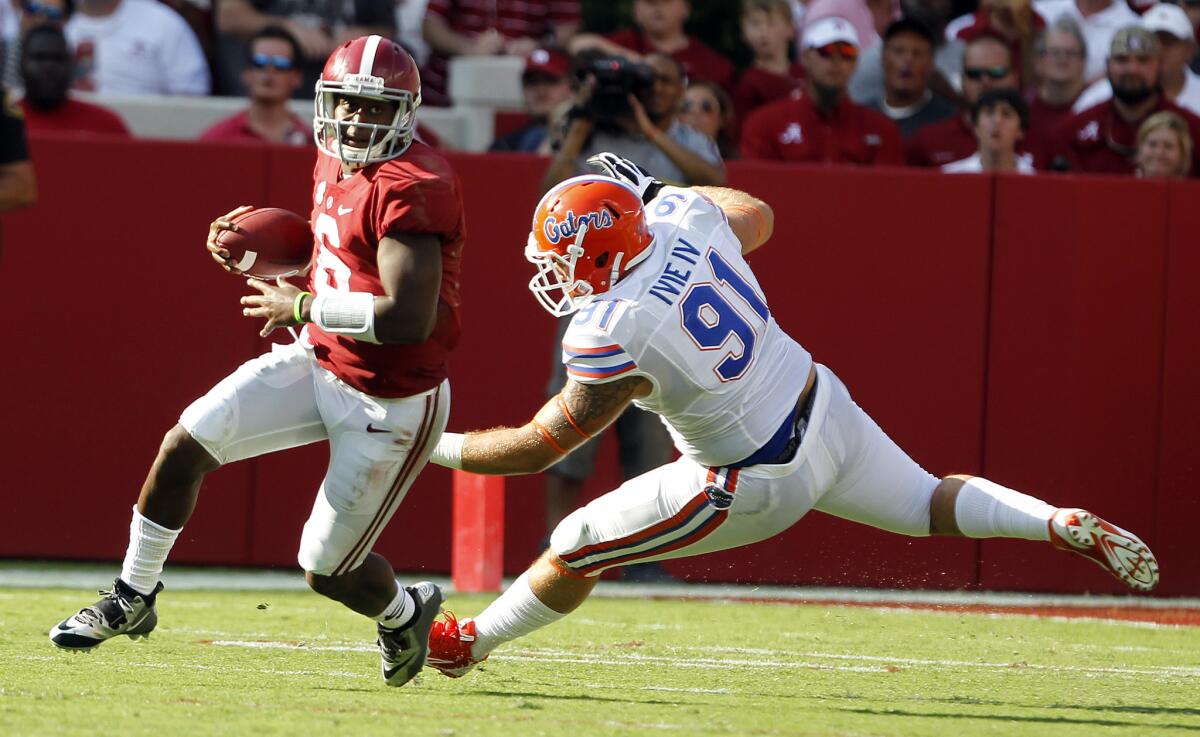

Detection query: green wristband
xmin=293 ymin=291 xmax=312 ymax=324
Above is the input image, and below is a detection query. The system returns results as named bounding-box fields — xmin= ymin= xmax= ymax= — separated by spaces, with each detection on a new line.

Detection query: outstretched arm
xmin=432 ymin=375 xmax=652 ymax=475
xmin=692 ymin=186 xmax=774 ymax=255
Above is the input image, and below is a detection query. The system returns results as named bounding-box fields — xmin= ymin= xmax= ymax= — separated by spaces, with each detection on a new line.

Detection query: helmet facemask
xmin=525 ymin=223 xmax=596 ymax=317
xmin=314 ymin=78 xmax=419 ymax=165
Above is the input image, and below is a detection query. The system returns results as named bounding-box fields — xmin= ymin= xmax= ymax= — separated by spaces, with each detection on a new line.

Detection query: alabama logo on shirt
xmin=780 ymin=123 xmax=804 ymax=145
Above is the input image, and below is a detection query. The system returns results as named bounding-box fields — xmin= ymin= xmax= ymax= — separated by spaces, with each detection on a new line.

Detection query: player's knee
xmin=157 ymin=425 xmax=219 ymax=478
xmin=547 ymin=507 xmax=589 ymax=559
xmin=305 ymin=570 xmax=350 ymax=600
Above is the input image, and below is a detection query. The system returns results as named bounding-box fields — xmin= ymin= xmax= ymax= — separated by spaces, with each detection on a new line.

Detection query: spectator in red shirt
xmin=741 ymin=16 xmax=903 ymax=164
xmin=569 ymin=0 xmax=734 ymax=92
xmin=200 ymin=26 xmax=309 ymax=146
xmin=734 ymin=0 xmax=806 ymax=122
xmin=1051 ymin=25 xmax=1200 ymax=174
xmin=1026 ymin=17 xmax=1087 ymax=167
xmin=906 ymin=34 xmax=1019 ymax=166
xmin=953 ymin=0 xmax=1045 ymax=86
xmin=18 ymin=24 xmax=128 ymax=136
xmin=421 ymin=0 xmax=581 ymax=106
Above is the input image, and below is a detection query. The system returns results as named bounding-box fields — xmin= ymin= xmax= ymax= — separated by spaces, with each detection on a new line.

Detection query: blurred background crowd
xmin=4 ymin=0 xmax=1200 ymax=186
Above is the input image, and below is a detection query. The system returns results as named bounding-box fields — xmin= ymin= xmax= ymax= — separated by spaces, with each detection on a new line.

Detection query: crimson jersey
xmin=304 ymin=142 xmax=466 ymax=398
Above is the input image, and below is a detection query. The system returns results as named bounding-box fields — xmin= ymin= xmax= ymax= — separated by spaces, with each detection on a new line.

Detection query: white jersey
xmin=561 ymin=187 xmax=812 ymax=467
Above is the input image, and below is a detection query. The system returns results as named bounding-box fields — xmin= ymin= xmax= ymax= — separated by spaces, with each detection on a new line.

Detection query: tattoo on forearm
xmin=561 ymin=376 xmax=643 ymax=429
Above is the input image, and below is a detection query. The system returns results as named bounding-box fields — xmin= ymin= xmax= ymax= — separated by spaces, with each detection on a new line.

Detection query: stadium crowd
xmin=2 ymin=0 xmax=1199 ymax=181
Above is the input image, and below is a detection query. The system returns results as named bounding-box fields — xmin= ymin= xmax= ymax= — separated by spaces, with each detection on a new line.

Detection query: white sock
xmin=470 ymin=572 xmax=566 ymax=659
xmin=374 ymin=584 xmax=417 ymax=629
xmin=954 ymin=477 xmax=1055 ymax=541
xmin=119 ymin=505 xmax=181 ymax=596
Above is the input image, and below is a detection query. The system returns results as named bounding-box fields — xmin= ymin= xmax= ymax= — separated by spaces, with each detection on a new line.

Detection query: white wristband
xmin=429 ymin=432 xmax=465 ymax=470
xmin=311 ymin=291 xmax=379 ymax=343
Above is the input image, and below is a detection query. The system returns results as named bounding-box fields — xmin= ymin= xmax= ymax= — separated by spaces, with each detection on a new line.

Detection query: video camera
xmin=577 ymin=55 xmax=656 ymax=131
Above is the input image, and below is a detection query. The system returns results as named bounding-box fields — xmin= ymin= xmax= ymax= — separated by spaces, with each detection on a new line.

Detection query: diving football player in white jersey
xmin=422 ymin=153 xmax=1160 ymax=678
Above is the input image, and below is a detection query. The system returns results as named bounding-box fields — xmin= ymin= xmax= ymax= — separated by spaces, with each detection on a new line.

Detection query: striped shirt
xmin=423 ymin=0 xmax=580 ymax=106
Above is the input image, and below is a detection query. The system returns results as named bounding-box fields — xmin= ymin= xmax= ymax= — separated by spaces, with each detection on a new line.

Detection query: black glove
xmin=586 ymin=152 xmax=664 ymax=204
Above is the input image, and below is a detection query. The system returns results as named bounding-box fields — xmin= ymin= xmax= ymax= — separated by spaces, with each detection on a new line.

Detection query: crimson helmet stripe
xmin=359 ymin=35 xmax=383 ymax=76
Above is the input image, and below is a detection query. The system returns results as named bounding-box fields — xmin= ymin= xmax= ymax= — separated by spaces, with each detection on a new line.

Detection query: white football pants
xmin=550 ymin=363 xmax=940 ymax=575
xmin=179 ymin=340 xmax=449 ymax=575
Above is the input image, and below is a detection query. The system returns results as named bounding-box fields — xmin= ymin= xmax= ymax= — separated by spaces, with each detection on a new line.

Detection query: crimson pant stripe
xmin=575 ymin=504 xmax=727 ymax=575
xmin=333 ymin=387 xmax=440 ymax=575
xmin=560 ymin=492 xmax=711 ymax=563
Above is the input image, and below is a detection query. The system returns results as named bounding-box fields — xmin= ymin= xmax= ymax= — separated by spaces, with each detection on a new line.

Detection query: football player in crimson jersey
xmin=50 ymin=36 xmax=465 ymax=688
xmin=419 ymin=153 xmax=1159 ymax=679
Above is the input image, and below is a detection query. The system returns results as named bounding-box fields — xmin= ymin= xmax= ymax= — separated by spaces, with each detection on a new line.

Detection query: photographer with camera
xmin=540 ymin=52 xmax=725 ymax=193
xmin=536 ymin=52 xmax=722 ymax=583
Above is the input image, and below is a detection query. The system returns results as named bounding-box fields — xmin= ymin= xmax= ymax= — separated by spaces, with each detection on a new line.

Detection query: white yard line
xmin=197 ymin=640 xmax=1200 ymax=680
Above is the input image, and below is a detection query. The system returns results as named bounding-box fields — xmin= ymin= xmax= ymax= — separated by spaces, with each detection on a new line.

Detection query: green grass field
xmin=1 ymin=584 xmax=1198 ymax=737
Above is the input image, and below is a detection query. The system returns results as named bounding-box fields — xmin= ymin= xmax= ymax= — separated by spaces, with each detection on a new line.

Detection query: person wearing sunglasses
xmin=952 ymin=0 xmax=1046 ymax=87
xmin=199 ymin=25 xmax=309 ymax=146
xmin=741 ymin=16 xmax=902 ymax=164
xmin=680 ymin=80 xmax=738 ymax=158
xmin=1051 ymin=25 xmax=1200 ymax=175
xmin=17 ymin=24 xmax=129 ymax=136
xmin=906 ymin=34 xmax=1020 ymax=166
xmin=0 ymin=0 xmax=72 ymax=89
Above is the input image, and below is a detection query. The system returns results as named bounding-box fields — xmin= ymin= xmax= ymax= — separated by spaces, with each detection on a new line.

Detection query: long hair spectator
xmin=1135 ymin=109 xmax=1193 ymax=177
xmin=681 ymin=79 xmax=738 ymax=159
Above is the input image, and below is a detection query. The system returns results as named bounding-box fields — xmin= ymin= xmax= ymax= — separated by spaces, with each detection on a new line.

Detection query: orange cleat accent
xmin=1049 ymin=509 xmax=1160 ymax=592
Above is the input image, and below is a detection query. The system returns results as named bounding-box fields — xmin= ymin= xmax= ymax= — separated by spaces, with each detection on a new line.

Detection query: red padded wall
xmin=1 ymin=138 xmax=1191 ymax=595
xmin=662 ymin=164 xmax=989 ymax=588
xmin=1154 ymin=181 xmax=1200 ymax=596
xmin=0 ymin=137 xmax=269 ymax=564
xmin=981 ymin=175 xmax=1168 ymax=593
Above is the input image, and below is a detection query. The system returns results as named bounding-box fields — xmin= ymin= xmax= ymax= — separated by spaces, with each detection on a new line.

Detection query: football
xmin=216 ymin=207 xmax=312 ymax=279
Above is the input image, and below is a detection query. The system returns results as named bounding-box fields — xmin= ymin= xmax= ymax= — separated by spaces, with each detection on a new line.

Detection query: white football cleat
xmin=50 ymin=579 xmax=162 ymax=650
xmin=1049 ymin=508 xmax=1159 ymax=592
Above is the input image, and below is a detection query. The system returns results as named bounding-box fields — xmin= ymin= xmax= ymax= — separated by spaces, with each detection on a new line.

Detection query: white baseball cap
xmin=802 ymin=17 xmax=861 ymax=50
xmin=1142 ymin=3 xmax=1196 ymax=43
